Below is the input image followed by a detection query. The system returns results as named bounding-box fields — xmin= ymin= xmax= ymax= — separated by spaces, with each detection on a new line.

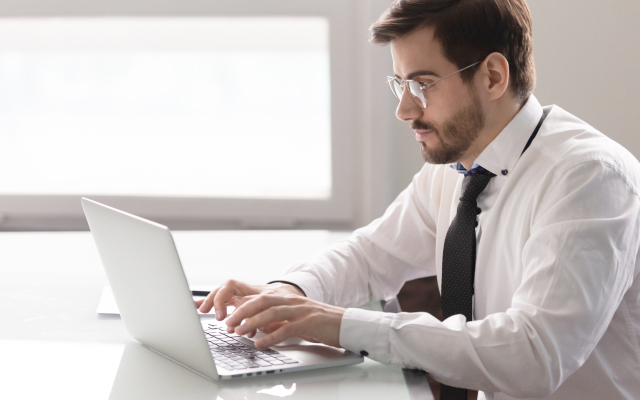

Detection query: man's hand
xmin=226 ymin=293 xmax=346 ymax=349
xmin=195 ymin=280 xmax=304 ymax=321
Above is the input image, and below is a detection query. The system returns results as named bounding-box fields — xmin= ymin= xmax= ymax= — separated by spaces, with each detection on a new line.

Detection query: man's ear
xmin=481 ymin=52 xmax=510 ymax=100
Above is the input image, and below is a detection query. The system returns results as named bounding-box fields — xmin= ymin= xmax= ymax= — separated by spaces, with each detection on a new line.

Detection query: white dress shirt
xmin=275 ymin=95 xmax=640 ymax=399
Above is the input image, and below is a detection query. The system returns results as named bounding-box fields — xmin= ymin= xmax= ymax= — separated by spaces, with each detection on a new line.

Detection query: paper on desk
xmin=96 ymin=286 xmax=233 ymax=317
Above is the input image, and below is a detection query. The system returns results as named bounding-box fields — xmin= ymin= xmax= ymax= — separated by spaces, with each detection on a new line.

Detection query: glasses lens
xmin=388 ymin=78 xmax=403 ymax=101
xmin=407 ymin=81 xmax=427 ymax=108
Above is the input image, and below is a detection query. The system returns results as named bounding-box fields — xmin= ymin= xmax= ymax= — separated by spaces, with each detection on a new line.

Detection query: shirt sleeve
xmin=340 ymin=158 xmax=640 ymax=398
xmin=272 ymin=164 xmax=440 ymax=307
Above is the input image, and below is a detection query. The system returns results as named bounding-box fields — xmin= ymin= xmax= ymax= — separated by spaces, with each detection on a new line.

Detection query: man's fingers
xmin=213 ymin=283 xmax=241 ymax=320
xmin=227 ymin=294 xmax=299 ymax=327
xmin=259 ymin=321 xmax=287 ymax=334
xmin=198 ymin=287 xmax=220 ymax=314
xmin=201 ymin=279 xmax=249 ymax=320
xmin=230 ymin=294 xmax=255 ymax=308
xmin=198 ymin=290 xmax=240 ymax=313
xmin=199 ymin=283 xmax=242 ymax=316
xmin=254 ymin=321 xmax=300 ymax=349
xmin=199 ymin=282 xmax=301 ymax=319
xmin=234 ymin=305 xmax=299 ymax=335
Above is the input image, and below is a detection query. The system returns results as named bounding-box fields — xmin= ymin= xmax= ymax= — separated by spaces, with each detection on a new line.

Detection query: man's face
xmin=390 ymin=26 xmax=486 ymax=164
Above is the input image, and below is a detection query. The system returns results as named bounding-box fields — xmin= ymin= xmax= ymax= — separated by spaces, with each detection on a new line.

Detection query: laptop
xmin=81 ymin=197 xmax=363 ymax=380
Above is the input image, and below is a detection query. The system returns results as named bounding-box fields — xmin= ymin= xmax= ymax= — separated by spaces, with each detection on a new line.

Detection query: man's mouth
xmin=414 ymin=129 xmax=434 ymax=142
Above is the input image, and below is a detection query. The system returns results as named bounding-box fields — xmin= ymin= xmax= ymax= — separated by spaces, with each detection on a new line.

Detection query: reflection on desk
xmin=112 ymin=342 xmax=383 ymax=400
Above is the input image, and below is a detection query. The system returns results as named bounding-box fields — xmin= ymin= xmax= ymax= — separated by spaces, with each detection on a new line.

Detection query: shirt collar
xmin=449 ymin=94 xmax=544 ymax=177
xmin=451 ymin=162 xmax=492 ymax=176
xmin=452 ymin=162 xmax=478 ymax=173
xmin=474 ymin=94 xmax=544 ymax=177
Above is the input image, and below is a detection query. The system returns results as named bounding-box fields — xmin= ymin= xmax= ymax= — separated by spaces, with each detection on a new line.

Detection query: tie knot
xmin=460 ymin=173 xmax=493 ymax=202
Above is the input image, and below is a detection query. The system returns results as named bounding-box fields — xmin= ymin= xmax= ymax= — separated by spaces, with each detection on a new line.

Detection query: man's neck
xmin=459 ymin=98 xmax=524 ymax=170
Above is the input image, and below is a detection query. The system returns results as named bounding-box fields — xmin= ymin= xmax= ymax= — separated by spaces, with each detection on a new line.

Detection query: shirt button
xmin=501 ymin=169 xmax=509 ymax=176
xmin=360 ymin=350 xmax=369 ymax=357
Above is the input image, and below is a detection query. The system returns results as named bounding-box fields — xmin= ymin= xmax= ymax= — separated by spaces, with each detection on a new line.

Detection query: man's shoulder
xmin=532 ymin=105 xmax=640 ymax=185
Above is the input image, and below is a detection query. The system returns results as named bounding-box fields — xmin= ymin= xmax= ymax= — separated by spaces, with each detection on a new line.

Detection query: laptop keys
xmin=205 ymin=324 xmax=299 ymax=370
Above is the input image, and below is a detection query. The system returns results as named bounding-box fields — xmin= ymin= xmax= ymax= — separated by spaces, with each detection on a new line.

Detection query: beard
xmin=413 ymin=91 xmax=486 ymax=164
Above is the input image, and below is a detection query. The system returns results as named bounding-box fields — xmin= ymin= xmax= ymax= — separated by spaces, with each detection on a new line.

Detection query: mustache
xmin=410 ymin=120 xmax=438 ymax=133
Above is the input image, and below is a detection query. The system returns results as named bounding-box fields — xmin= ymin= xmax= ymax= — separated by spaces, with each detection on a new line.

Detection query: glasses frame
xmin=387 ymin=61 xmax=482 ymax=109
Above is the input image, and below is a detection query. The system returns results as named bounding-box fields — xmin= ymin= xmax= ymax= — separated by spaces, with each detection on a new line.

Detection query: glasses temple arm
xmin=430 ymin=61 xmax=482 ymax=86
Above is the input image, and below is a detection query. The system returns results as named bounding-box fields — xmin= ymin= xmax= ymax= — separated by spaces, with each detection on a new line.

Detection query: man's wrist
xmin=267 ymin=280 xmax=306 ymax=296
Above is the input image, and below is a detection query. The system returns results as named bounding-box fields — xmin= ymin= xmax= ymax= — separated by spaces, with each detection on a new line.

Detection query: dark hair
xmin=371 ymin=0 xmax=535 ymax=104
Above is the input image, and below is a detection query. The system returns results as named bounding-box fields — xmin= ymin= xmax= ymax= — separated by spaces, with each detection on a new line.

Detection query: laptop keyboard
xmin=204 ymin=324 xmax=300 ymax=371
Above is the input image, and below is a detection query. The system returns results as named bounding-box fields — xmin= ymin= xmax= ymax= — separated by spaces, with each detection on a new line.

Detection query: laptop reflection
xmin=109 ymin=342 xmax=366 ymax=400
xmin=109 ymin=342 xmax=218 ymax=400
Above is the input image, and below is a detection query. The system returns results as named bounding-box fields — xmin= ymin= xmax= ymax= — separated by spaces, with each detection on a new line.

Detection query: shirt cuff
xmin=339 ymin=307 xmax=394 ymax=363
xmin=269 ymin=271 xmax=325 ymax=302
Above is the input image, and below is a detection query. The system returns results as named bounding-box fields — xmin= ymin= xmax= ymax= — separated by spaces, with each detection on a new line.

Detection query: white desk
xmin=0 ymin=231 xmax=434 ymax=400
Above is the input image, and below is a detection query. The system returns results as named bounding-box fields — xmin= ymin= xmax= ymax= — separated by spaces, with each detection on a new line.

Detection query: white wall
xmin=528 ymin=0 xmax=640 ymax=158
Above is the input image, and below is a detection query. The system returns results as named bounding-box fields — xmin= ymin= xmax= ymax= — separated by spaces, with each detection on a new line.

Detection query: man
xmin=196 ymin=1 xmax=640 ymax=399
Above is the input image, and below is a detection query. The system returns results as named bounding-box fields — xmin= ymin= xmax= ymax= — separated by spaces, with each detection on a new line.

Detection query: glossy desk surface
xmin=0 ymin=231 xmax=434 ymax=400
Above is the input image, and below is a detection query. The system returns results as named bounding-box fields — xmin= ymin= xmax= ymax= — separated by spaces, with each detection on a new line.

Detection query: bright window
xmin=0 ymin=18 xmax=331 ymax=199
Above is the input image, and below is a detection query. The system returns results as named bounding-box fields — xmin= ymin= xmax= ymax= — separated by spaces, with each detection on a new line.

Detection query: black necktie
xmin=439 ymin=171 xmax=494 ymax=400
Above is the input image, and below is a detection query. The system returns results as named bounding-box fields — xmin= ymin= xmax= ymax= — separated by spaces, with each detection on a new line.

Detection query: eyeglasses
xmin=387 ymin=61 xmax=481 ymax=109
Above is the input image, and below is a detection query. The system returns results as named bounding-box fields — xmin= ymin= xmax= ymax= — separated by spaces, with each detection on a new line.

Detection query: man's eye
xmin=414 ymin=79 xmax=434 ymax=86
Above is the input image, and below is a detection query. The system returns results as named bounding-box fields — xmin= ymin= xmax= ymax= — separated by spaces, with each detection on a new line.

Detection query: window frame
xmin=0 ymin=0 xmax=359 ymax=230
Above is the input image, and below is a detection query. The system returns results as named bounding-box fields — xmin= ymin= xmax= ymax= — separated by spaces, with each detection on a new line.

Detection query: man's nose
xmin=395 ymin=89 xmax=423 ymax=122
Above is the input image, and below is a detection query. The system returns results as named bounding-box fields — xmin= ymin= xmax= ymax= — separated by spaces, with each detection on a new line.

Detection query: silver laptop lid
xmin=82 ymin=197 xmax=218 ymax=380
